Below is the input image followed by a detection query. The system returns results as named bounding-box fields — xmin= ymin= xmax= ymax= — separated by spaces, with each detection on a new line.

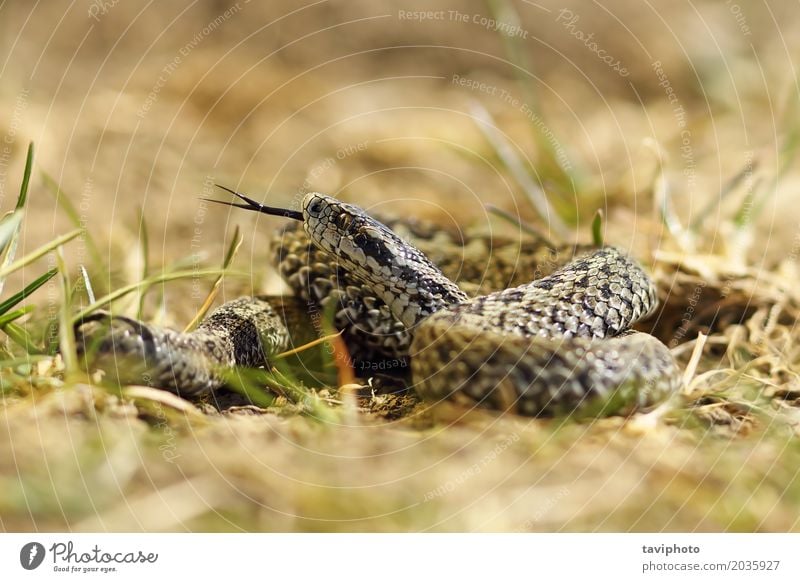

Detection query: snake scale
xmin=75 ymin=189 xmax=680 ymax=416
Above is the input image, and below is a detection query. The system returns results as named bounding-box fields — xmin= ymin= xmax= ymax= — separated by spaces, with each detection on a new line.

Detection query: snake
xmin=75 ymin=189 xmax=680 ymax=417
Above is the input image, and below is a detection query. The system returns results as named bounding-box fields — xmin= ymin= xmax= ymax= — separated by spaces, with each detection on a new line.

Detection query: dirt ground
xmin=1 ymin=0 xmax=800 ymax=531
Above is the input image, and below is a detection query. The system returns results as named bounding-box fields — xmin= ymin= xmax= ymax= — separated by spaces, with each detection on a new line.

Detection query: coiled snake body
xmin=77 ymin=191 xmax=679 ymax=416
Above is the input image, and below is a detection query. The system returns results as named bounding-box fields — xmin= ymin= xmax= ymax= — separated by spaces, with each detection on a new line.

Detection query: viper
xmin=76 ymin=188 xmax=679 ymax=416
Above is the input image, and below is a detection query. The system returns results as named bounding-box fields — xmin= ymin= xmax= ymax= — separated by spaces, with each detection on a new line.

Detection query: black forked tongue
xmin=202 ymin=184 xmax=303 ymax=221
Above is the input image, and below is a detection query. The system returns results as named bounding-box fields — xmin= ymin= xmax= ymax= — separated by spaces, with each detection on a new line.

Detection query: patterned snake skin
xmin=76 ymin=191 xmax=680 ymax=416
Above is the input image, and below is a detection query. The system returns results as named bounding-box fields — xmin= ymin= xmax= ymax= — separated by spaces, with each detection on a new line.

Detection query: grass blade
xmin=183 ymin=225 xmax=242 ymax=333
xmin=79 ymin=265 xmax=96 ymax=304
xmin=734 ymin=98 xmax=799 ymax=230
xmin=220 ymin=368 xmax=277 ymax=408
xmin=274 ymin=330 xmax=344 ymax=359
xmin=470 ymin=101 xmax=569 ymax=238
xmin=2 ymin=321 xmax=44 ymax=354
xmin=0 ymin=211 xmax=24 ymax=254
xmin=136 ymin=207 xmax=150 ymax=319
xmin=0 ymin=268 xmax=57 ymax=315
xmin=690 ymin=158 xmax=758 ymax=231
xmin=0 ymin=229 xmax=82 ymax=280
xmin=485 ymin=0 xmax=582 ymax=189
xmin=55 ymin=248 xmax=77 ymax=374
xmin=733 ymin=83 xmax=800 ymax=231
xmin=485 ymin=204 xmax=556 ymax=248
xmin=16 ymin=142 xmax=34 ymax=210
xmin=591 ymin=209 xmax=605 ymax=247
xmin=0 ymin=142 xmax=34 ymax=294
xmin=268 ymin=367 xmax=340 ymax=423
xmin=0 ymin=306 xmax=34 ymax=327
xmin=643 ymin=139 xmax=693 ymax=250
xmin=71 ymin=267 xmax=247 ymax=324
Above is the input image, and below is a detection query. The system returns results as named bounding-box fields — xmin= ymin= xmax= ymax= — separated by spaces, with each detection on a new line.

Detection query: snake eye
xmin=308 ymin=200 xmax=323 ymax=215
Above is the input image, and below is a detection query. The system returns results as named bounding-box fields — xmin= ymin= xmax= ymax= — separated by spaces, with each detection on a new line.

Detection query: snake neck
xmin=355 ymin=256 xmax=468 ymax=330
xmin=331 ymin=228 xmax=468 ymax=329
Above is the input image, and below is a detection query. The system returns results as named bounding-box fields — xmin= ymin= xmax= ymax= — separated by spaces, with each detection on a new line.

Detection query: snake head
xmin=301 ymin=192 xmax=467 ymax=327
xmin=209 ymin=187 xmax=467 ymax=327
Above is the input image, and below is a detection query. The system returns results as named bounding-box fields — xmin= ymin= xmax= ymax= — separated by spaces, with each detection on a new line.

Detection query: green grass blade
xmin=184 ymin=225 xmax=242 ymax=332
xmin=591 ymin=209 xmax=605 ymax=247
xmin=136 ymin=207 xmax=150 ymax=319
xmin=777 ymin=81 xmax=800 ymax=174
xmin=690 ymin=158 xmax=758 ymax=231
xmin=16 ymin=142 xmax=34 ymax=210
xmin=42 ymin=318 xmax=60 ymax=356
xmin=0 ymin=229 xmax=82 ymax=280
xmin=71 ymin=267 xmax=247 ymax=324
xmin=733 ymin=83 xmax=800 ymax=230
xmin=0 ymin=306 xmax=34 ymax=327
xmin=485 ymin=204 xmax=556 ymax=248
xmin=0 ymin=143 xmax=34 ymax=294
xmin=0 ymin=211 xmax=24 ymax=253
xmin=735 ymin=97 xmax=799 ymax=230
xmin=470 ymin=101 xmax=569 ymax=238
xmin=645 ymin=141 xmax=689 ymax=246
xmin=220 ymin=368 xmax=277 ymax=408
xmin=55 ymin=248 xmax=77 ymax=374
xmin=0 ymin=268 xmax=57 ymax=316
xmin=485 ymin=0 xmax=582 ymax=190
xmin=221 ymin=224 xmax=242 ymax=267
xmin=267 ymin=367 xmax=340 ymax=423
xmin=1 ymin=321 xmax=44 ymax=354
xmin=0 ymin=354 xmax=50 ymax=368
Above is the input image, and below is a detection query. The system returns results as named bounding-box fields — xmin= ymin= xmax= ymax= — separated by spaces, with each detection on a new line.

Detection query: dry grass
xmin=1 ymin=0 xmax=800 ymax=532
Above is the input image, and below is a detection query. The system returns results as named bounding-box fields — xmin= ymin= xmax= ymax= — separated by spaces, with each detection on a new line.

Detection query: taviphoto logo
xmin=19 ymin=542 xmax=46 ymax=570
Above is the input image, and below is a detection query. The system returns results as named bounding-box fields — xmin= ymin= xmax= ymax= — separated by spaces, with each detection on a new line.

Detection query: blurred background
xmin=0 ymin=0 xmax=798 ymax=305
